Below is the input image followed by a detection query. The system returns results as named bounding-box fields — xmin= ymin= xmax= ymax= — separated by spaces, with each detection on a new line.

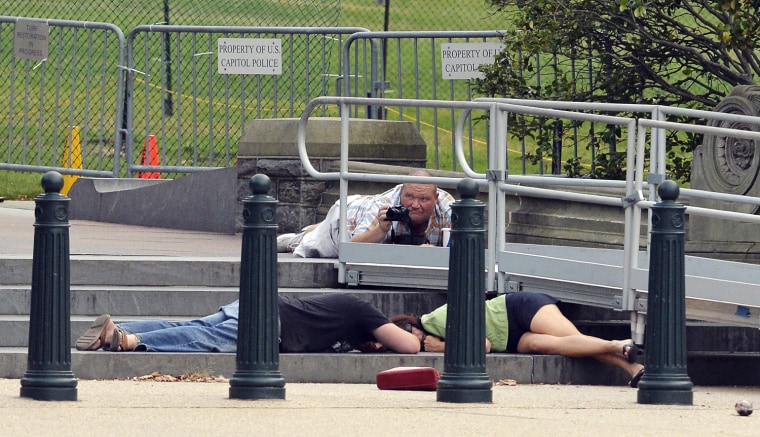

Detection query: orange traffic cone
xmin=138 ymin=134 xmax=161 ymax=179
xmin=60 ymin=126 xmax=82 ymax=195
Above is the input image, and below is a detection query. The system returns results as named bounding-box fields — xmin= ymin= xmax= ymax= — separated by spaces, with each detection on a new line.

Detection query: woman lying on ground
xmin=390 ymin=291 xmax=646 ymax=388
xmin=75 ymin=293 xmax=420 ymax=354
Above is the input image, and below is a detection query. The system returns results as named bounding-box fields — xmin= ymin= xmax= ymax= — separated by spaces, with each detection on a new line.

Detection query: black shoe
xmin=623 ymin=344 xmax=640 ymax=363
xmin=629 ymin=368 xmax=645 ymax=388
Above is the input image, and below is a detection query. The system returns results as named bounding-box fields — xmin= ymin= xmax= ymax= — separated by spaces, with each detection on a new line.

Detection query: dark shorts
xmin=505 ymin=292 xmax=560 ymax=353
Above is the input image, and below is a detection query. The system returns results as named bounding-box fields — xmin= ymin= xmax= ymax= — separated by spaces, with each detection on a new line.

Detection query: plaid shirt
xmin=345 ymin=184 xmax=454 ymax=246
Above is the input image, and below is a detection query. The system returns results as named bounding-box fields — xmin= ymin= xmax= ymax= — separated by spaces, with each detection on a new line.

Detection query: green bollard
xmin=637 ymin=180 xmax=693 ymax=405
xmin=436 ymin=178 xmax=493 ymax=403
xmin=20 ymin=171 xmax=78 ymax=401
xmin=229 ymin=174 xmax=286 ymax=400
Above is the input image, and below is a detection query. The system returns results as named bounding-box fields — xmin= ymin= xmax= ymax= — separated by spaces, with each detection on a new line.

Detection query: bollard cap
xmin=249 ymin=174 xmax=272 ymax=195
xmin=658 ymin=180 xmax=679 ymax=202
xmin=457 ymin=178 xmax=479 ymax=200
xmin=41 ymin=171 xmax=64 ymax=194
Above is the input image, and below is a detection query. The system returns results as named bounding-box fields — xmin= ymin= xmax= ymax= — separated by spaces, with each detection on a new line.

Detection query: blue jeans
xmin=118 ymin=309 xmax=238 ymax=353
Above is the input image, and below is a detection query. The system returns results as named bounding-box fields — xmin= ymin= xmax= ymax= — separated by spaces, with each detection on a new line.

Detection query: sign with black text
xmin=218 ymin=38 xmax=282 ymax=75
xmin=13 ymin=19 xmax=49 ymax=61
xmin=441 ymin=42 xmax=503 ymax=80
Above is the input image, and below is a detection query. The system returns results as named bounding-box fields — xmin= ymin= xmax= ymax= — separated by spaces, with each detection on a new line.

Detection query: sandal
xmin=623 ymin=344 xmax=640 ymax=363
xmin=629 ymin=368 xmax=645 ymax=388
xmin=75 ymin=314 xmax=111 ymax=351
xmin=109 ymin=327 xmax=130 ymax=352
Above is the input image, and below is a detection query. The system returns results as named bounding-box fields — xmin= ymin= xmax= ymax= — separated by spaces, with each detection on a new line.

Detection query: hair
xmin=359 ymin=314 xmax=434 ymax=353
xmin=390 ymin=313 xmax=425 ymax=332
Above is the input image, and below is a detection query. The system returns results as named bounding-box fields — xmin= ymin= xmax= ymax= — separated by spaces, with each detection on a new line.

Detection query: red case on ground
xmin=376 ymin=367 xmax=440 ymax=391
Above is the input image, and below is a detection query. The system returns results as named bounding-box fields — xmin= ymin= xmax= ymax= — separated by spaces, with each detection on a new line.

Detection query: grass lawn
xmin=0 ymin=171 xmax=44 ymax=200
xmin=1 ymin=1 xmax=512 ymax=199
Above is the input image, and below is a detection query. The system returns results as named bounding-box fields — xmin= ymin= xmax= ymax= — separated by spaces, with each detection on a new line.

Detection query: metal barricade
xmin=0 ymin=16 xmax=125 ymax=178
xmin=124 ymin=25 xmax=369 ymax=177
xmin=342 ymin=30 xmax=505 ymax=171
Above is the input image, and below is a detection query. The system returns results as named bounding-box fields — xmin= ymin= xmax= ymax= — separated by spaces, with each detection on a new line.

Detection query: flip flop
xmin=623 ymin=344 xmax=640 ymax=363
xmin=75 ymin=314 xmax=111 ymax=351
xmin=629 ymin=368 xmax=645 ymax=388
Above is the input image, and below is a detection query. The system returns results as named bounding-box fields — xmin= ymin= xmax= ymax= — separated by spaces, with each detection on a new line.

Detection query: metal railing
xmin=296 ymin=95 xmax=760 ymax=343
xmin=342 ymin=30 xmax=506 ymax=171
xmin=124 ymin=25 xmax=370 ymax=177
xmin=2 ymin=19 xmax=620 ymax=181
xmin=0 ymin=16 xmax=125 ymax=178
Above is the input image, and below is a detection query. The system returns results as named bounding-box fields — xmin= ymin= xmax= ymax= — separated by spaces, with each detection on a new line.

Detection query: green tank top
xmin=420 ymin=294 xmax=508 ymax=352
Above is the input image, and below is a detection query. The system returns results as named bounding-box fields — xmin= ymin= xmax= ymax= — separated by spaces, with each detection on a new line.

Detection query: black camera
xmin=384 ymin=205 xmax=410 ymax=222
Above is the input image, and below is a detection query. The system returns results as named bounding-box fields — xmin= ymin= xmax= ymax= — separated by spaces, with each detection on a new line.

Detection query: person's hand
xmin=423 ymin=335 xmax=445 ymax=353
xmin=350 ymin=206 xmax=393 ymax=244
xmin=376 ymin=206 xmax=393 ymax=233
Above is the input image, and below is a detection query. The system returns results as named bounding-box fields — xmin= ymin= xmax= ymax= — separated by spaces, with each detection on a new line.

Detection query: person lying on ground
xmin=390 ymin=291 xmax=646 ymax=388
xmin=75 ymin=293 xmax=420 ymax=354
xmin=277 ymin=170 xmax=454 ymax=258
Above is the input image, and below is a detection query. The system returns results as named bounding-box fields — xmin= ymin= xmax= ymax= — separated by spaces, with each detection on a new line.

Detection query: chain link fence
xmin=1 ymin=1 xmax=500 ymax=32
xmin=1 ymin=1 xmax=507 ymax=178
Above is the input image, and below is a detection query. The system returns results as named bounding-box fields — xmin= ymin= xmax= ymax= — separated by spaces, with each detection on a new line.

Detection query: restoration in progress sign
xmin=218 ymin=38 xmax=282 ymax=75
xmin=440 ymin=42 xmax=503 ymax=80
xmin=13 ymin=19 xmax=49 ymax=61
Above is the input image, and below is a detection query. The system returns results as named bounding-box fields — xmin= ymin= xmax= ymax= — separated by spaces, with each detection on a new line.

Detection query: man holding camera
xmin=286 ymin=170 xmax=454 ymax=258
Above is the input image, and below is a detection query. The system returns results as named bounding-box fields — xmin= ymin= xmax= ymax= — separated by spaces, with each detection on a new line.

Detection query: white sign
xmin=13 ymin=19 xmax=49 ymax=61
xmin=218 ymin=38 xmax=282 ymax=75
xmin=441 ymin=42 xmax=503 ymax=80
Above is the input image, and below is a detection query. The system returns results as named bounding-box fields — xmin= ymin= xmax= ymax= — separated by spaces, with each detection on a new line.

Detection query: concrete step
xmin=6 ymin=315 xmax=753 ymax=352
xmin=3 ymin=347 xmax=758 ymax=386
xmin=0 ymin=287 xmax=448 ymax=348
xmin=0 ymin=348 xmax=629 ymax=385
xmin=4 ymin=283 xmax=758 ymax=353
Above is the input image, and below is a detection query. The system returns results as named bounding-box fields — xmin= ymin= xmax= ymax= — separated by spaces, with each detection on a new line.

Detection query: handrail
xmin=296 ymin=95 xmax=760 ymax=336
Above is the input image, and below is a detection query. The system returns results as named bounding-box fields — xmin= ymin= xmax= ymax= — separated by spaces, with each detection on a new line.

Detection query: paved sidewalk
xmin=0 ymin=200 xmax=241 ymax=257
xmin=1 ymin=379 xmax=758 ymax=436
xmin=2 ymin=200 xmax=759 ymax=436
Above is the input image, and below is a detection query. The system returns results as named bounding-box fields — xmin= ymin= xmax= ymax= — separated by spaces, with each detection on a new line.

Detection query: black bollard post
xmin=229 ymin=174 xmax=286 ymax=400
xmin=637 ymin=180 xmax=693 ymax=405
xmin=19 ymin=171 xmax=78 ymax=401
xmin=436 ymin=178 xmax=493 ymax=403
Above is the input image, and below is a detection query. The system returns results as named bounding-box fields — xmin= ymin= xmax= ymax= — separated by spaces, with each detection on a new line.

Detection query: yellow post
xmin=60 ymin=126 xmax=82 ymax=195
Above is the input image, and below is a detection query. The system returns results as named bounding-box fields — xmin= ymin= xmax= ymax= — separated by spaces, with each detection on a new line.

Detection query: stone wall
xmin=690 ymin=85 xmax=760 ymax=262
xmin=236 ymin=118 xmax=428 ymax=233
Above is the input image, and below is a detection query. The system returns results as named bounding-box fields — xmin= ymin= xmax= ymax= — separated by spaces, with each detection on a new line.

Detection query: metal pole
xmin=163 ymin=0 xmax=174 ymax=116
xmin=637 ymin=180 xmax=693 ymax=405
xmin=229 ymin=174 xmax=286 ymax=400
xmin=436 ymin=178 xmax=493 ymax=403
xmin=20 ymin=171 xmax=78 ymax=401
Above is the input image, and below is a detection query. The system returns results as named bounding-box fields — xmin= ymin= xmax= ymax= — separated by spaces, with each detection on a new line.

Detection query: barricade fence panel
xmin=0 ymin=17 xmax=664 ymax=181
xmin=126 ymin=26 xmax=370 ymax=177
xmin=344 ymin=31 xmax=507 ymax=173
xmin=0 ymin=17 xmax=124 ymax=177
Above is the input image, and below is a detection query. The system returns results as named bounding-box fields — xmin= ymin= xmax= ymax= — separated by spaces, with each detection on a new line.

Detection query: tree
xmin=475 ymin=0 xmax=759 ymax=181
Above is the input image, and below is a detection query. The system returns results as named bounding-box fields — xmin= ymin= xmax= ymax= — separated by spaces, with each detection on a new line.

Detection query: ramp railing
xmin=297 ymin=95 xmax=760 ymax=343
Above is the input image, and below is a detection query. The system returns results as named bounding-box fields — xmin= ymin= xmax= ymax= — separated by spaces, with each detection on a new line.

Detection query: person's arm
xmin=422 ymin=335 xmax=492 ymax=353
xmin=349 ymin=206 xmax=392 ymax=243
xmin=371 ymin=322 xmax=421 ymax=354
